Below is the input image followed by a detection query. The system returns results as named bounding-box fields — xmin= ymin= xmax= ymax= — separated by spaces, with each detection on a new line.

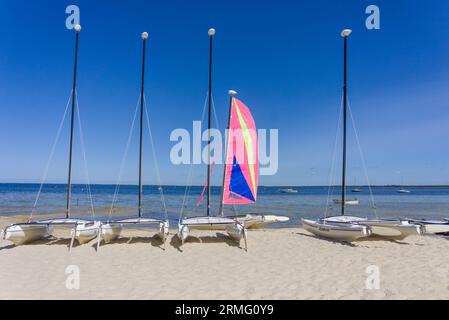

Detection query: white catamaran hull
xmin=360 ymin=220 xmax=423 ymax=240
xmin=178 ymin=216 xmax=248 ymax=249
xmin=99 ymin=218 xmax=169 ymax=244
xmin=2 ymin=224 xmax=51 ymax=246
xmin=321 ymin=216 xmax=423 ymax=240
xmin=178 ymin=224 xmax=190 ymax=245
xmin=73 ymin=221 xmax=101 ymax=245
xmin=158 ymin=220 xmax=169 ymax=243
xmin=235 ymin=214 xmax=290 ymax=229
xmin=422 ymin=224 xmax=449 ymax=234
xmin=406 ymin=219 xmax=449 ymax=235
xmin=302 ymin=218 xmax=371 ymax=242
xmin=100 ymin=223 xmax=122 ymax=243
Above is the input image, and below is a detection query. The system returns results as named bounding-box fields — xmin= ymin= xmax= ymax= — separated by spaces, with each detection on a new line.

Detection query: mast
xmin=206 ymin=28 xmax=215 ymax=216
xmin=219 ymin=90 xmax=238 ymax=217
xmin=340 ymin=29 xmax=352 ymax=216
xmin=65 ymin=24 xmax=81 ymax=218
xmin=138 ymin=32 xmax=148 ymax=218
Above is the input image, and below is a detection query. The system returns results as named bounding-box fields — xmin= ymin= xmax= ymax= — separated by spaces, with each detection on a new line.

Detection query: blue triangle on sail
xmin=229 ymin=156 xmax=255 ymax=202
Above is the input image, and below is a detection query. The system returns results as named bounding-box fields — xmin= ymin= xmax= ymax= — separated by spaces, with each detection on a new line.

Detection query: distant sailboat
xmin=1 ymin=25 xmax=100 ymax=248
xmin=351 ymin=177 xmax=362 ymax=193
xmin=280 ymin=188 xmax=298 ymax=194
xmin=332 ymin=198 xmax=359 ymax=205
xmin=397 ymin=174 xmax=411 ymax=193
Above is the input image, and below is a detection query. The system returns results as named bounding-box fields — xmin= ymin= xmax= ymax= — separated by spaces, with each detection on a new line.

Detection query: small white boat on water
xmin=397 ymin=189 xmax=411 ymax=194
xmin=280 ymin=188 xmax=298 ymax=194
xmin=333 ymin=199 xmax=359 ymax=205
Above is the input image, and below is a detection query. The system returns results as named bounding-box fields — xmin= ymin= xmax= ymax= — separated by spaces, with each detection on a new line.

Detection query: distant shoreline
xmin=0 ymin=182 xmax=449 ymax=188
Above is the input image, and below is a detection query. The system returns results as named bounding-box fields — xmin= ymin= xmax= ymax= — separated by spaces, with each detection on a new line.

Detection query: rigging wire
xmin=143 ymin=94 xmax=168 ymax=219
xmin=325 ymin=95 xmax=344 ymax=217
xmin=75 ymin=91 xmax=95 ymax=218
xmin=28 ymin=91 xmax=72 ymax=222
xmin=347 ymin=97 xmax=378 ymax=217
xmin=179 ymin=93 xmax=209 ymax=221
xmin=109 ymin=96 xmax=140 ymax=218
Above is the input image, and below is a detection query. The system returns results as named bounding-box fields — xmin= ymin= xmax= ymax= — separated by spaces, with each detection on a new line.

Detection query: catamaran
xmin=98 ymin=32 xmax=169 ymax=247
xmin=301 ymin=29 xmax=423 ymax=241
xmin=177 ymin=29 xmax=255 ymax=249
xmin=1 ymin=25 xmax=100 ymax=249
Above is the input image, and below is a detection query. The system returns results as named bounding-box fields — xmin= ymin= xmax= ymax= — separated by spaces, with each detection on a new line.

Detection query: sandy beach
xmin=1 ymin=217 xmax=448 ymax=300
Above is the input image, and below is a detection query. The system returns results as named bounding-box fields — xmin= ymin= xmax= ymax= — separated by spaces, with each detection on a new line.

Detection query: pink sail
xmin=197 ymin=162 xmax=216 ymax=207
xmin=222 ymin=98 xmax=258 ymax=204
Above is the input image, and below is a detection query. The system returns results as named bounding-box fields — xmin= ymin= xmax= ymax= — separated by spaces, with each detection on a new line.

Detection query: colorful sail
xmin=222 ymin=98 xmax=258 ymax=204
xmin=197 ymin=162 xmax=216 ymax=207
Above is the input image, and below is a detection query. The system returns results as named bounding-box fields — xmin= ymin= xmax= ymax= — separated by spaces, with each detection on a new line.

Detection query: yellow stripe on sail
xmin=234 ymin=101 xmax=256 ymax=194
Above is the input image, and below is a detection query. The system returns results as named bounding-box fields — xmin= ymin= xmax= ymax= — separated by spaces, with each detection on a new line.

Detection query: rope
xmin=109 ymin=96 xmax=140 ymax=217
xmin=179 ymin=92 xmax=209 ymax=221
xmin=75 ymin=91 xmax=95 ymax=218
xmin=324 ymin=95 xmax=343 ymax=217
xmin=347 ymin=97 xmax=377 ymax=217
xmin=143 ymin=94 xmax=168 ymax=219
xmin=28 ymin=91 xmax=72 ymax=222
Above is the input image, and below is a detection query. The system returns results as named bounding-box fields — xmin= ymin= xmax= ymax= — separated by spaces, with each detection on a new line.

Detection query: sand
xmin=1 ymin=217 xmax=449 ymax=300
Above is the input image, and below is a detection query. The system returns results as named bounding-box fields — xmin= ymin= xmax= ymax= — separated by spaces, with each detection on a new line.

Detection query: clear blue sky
xmin=1 ymin=0 xmax=448 ymax=186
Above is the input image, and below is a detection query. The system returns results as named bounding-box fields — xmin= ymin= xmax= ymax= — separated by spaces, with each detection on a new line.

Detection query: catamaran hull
xmin=100 ymin=224 xmax=122 ymax=243
xmin=73 ymin=222 xmax=101 ymax=245
xmin=360 ymin=221 xmax=423 ymax=240
xmin=235 ymin=214 xmax=290 ymax=229
xmin=226 ymin=223 xmax=246 ymax=241
xmin=406 ymin=219 xmax=449 ymax=235
xmin=100 ymin=219 xmax=169 ymax=244
xmin=423 ymin=224 xmax=449 ymax=234
xmin=178 ymin=217 xmax=248 ymax=248
xmin=302 ymin=218 xmax=370 ymax=242
xmin=178 ymin=224 xmax=190 ymax=244
xmin=2 ymin=224 xmax=51 ymax=246
xmin=158 ymin=221 xmax=169 ymax=243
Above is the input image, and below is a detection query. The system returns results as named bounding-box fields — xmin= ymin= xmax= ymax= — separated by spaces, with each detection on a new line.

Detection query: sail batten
xmin=222 ymin=98 xmax=258 ymax=205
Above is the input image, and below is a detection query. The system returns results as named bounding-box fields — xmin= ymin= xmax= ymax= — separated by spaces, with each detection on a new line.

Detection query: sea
xmin=0 ymin=183 xmax=448 ymax=228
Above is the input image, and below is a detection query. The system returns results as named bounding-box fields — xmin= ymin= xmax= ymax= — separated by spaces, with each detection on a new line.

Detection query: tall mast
xmin=219 ymin=90 xmax=237 ymax=217
xmin=65 ymin=24 xmax=81 ymax=218
xmin=340 ymin=29 xmax=352 ymax=216
xmin=206 ymin=28 xmax=215 ymax=217
xmin=138 ymin=32 xmax=148 ymax=218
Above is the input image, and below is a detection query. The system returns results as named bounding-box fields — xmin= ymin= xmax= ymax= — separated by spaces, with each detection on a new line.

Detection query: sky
xmin=0 ymin=0 xmax=449 ymax=186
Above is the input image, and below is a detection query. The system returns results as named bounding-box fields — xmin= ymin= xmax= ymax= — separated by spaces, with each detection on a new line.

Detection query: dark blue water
xmin=1 ymin=183 xmax=448 ymax=228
